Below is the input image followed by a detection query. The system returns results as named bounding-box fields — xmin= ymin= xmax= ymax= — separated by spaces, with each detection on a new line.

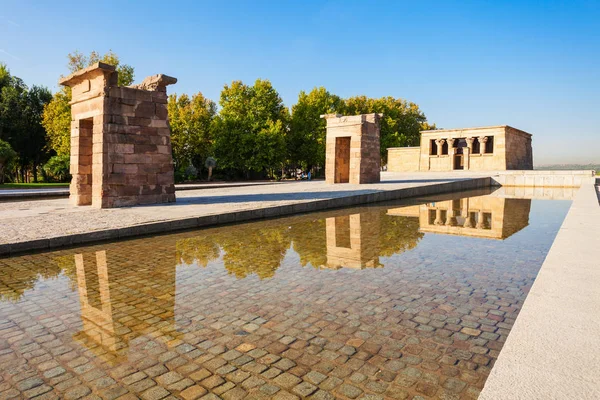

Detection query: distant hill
xmin=535 ymin=164 xmax=599 ymax=173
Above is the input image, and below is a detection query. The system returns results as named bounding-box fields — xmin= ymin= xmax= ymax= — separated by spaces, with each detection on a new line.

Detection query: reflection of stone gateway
xmin=59 ymin=62 xmax=177 ymax=208
xmin=73 ymin=249 xmax=176 ymax=363
xmin=325 ymin=213 xmax=382 ymax=269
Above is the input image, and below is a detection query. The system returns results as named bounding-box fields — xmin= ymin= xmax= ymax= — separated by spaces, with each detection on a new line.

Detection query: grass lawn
xmin=0 ymin=183 xmax=69 ymax=190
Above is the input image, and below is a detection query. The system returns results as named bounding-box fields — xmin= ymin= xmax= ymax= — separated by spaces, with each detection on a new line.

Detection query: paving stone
xmin=141 ymin=386 xmax=171 ymax=400
xmin=221 ymin=386 xmax=248 ymax=399
xmin=189 ymin=369 xmax=212 ymax=382
xmin=200 ymin=375 xmax=225 ymax=389
xmin=304 ymin=370 xmax=327 ymax=385
xmin=63 ymin=385 xmax=91 ymax=400
xmin=273 ymin=372 xmax=302 ymax=389
xmin=336 ymin=383 xmax=363 ymax=399
xmin=272 ymin=391 xmax=300 ymax=400
xmin=292 ymin=381 xmax=318 ymax=397
xmin=273 ymin=358 xmax=296 ymax=371
xmin=156 ymin=371 xmax=183 ymax=386
xmin=311 ymin=389 xmax=335 ymax=400
xmin=180 ymin=385 xmax=208 ymax=400
xmin=262 ymin=367 xmax=283 ymax=379
xmin=213 ymin=381 xmax=235 ymax=395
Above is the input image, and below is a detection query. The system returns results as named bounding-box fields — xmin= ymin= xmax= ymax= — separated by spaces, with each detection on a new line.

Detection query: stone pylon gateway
xmin=322 ymin=113 xmax=382 ymax=184
xmin=60 ymin=62 xmax=177 ymax=208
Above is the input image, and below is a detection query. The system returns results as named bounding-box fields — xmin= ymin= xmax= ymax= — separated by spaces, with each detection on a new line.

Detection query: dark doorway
xmin=453 ymin=138 xmax=467 ymax=170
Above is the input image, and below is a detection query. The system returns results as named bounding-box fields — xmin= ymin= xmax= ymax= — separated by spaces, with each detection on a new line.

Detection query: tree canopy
xmin=289 ymin=87 xmax=343 ymax=170
xmin=42 ymin=50 xmax=135 ymax=158
xmin=3 ymin=52 xmax=437 ymax=183
xmin=213 ymin=79 xmax=289 ymax=178
xmin=340 ymin=95 xmax=435 ymax=164
xmin=0 ymin=64 xmax=52 ymax=182
xmin=168 ymin=92 xmax=217 ymax=178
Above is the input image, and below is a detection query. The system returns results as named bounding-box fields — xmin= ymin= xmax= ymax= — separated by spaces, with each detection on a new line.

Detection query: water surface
xmin=0 ymin=188 xmax=571 ymax=399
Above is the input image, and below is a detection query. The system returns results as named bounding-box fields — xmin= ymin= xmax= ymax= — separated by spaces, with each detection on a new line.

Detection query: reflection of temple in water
xmin=388 ymin=192 xmax=531 ymax=240
xmin=73 ymin=249 xmax=176 ymax=363
xmin=325 ymin=212 xmax=382 ymax=269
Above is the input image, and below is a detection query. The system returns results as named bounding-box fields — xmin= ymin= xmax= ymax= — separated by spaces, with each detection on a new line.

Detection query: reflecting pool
xmin=0 ymin=188 xmax=572 ymax=399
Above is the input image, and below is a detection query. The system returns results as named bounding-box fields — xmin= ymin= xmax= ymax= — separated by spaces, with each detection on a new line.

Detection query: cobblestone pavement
xmin=0 ymin=192 xmax=571 ymax=399
xmin=0 ymin=173 xmax=489 ymax=246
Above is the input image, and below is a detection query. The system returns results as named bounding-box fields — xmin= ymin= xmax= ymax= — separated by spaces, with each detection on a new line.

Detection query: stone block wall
xmin=505 ymin=127 xmax=533 ymax=170
xmin=60 ymin=63 xmax=176 ymax=208
xmin=387 ymin=147 xmax=421 ymax=172
xmin=323 ymin=113 xmax=381 ymax=184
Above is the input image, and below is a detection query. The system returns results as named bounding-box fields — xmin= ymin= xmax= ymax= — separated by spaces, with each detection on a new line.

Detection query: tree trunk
xmin=208 ymin=166 xmax=213 ymax=181
xmin=33 ymin=163 xmax=38 ymax=183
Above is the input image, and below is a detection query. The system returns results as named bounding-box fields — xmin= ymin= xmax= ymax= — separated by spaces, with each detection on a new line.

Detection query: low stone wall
xmin=0 ymin=177 xmax=491 ymax=256
xmin=387 ymin=147 xmax=420 ymax=172
xmin=491 ymin=170 xmax=596 ymax=187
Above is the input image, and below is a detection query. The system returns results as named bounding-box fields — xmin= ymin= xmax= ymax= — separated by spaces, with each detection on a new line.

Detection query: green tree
xmin=0 ymin=139 xmax=17 ymax=183
xmin=41 ymin=90 xmax=71 ymax=157
xmin=67 ymin=50 xmax=134 ymax=86
xmin=42 ymin=50 xmax=135 ymax=157
xmin=168 ymin=92 xmax=217 ymax=178
xmin=42 ymin=154 xmax=70 ymax=182
xmin=214 ymin=79 xmax=288 ymax=178
xmin=0 ymin=65 xmax=52 ymax=182
xmin=340 ymin=96 xmax=434 ymax=165
xmin=289 ymin=87 xmax=342 ymax=172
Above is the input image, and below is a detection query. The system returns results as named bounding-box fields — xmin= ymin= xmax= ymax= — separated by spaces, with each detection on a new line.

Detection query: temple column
xmin=447 ymin=138 xmax=456 ymax=170
xmin=434 ymin=209 xmax=444 ymax=225
xmin=479 ymin=136 xmax=488 ymax=154
xmin=435 ymin=139 xmax=445 ymax=156
xmin=476 ymin=210 xmax=486 ymax=229
xmin=465 ymin=137 xmax=475 ymax=170
xmin=447 ymin=138 xmax=456 ymax=153
xmin=464 ymin=213 xmax=474 ymax=228
xmin=446 ymin=208 xmax=458 ymax=226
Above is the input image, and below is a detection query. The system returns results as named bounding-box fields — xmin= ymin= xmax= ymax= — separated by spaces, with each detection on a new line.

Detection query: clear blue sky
xmin=1 ymin=0 xmax=598 ymax=165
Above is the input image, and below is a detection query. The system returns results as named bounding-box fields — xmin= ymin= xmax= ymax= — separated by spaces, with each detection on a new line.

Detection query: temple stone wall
xmin=60 ymin=63 xmax=176 ymax=208
xmin=387 ymin=147 xmax=420 ymax=172
xmin=323 ymin=113 xmax=381 ymax=184
xmin=505 ymin=127 xmax=534 ymax=170
xmin=388 ymin=125 xmax=532 ymax=172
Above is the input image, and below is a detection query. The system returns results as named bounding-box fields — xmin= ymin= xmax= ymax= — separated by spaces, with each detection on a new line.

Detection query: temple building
xmin=387 ymin=125 xmax=533 ymax=172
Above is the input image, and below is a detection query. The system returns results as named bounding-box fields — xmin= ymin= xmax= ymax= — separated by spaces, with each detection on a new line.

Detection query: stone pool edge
xmin=0 ymin=177 xmax=491 ymax=256
xmin=480 ymin=180 xmax=600 ymax=399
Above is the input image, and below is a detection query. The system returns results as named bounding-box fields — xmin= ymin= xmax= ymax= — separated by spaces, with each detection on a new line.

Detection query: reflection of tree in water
xmin=289 ymin=218 xmax=328 ymax=268
xmin=378 ymin=214 xmax=423 ymax=257
xmin=175 ymin=220 xmax=291 ymax=279
xmin=0 ymin=212 xmax=421 ymax=301
xmin=216 ymin=223 xmax=290 ymax=279
xmin=173 ymin=210 xmax=423 ymax=278
xmin=176 ymin=237 xmax=220 ymax=267
xmin=0 ymin=257 xmax=60 ymax=301
xmin=0 ymin=255 xmax=70 ymax=302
